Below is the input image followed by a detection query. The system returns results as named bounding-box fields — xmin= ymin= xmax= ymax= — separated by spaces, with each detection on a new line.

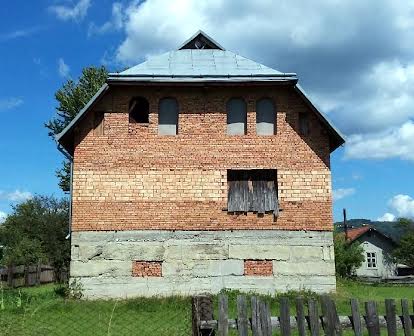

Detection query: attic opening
xmin=129 ymin=97 xmax=149 ymax=124
xmin=227 ymin=169 xmax=279 ymax=217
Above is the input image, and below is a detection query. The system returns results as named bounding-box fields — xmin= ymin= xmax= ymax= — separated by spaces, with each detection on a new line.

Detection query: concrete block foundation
xmin=70 ymin=230 xmax=336 ymax=299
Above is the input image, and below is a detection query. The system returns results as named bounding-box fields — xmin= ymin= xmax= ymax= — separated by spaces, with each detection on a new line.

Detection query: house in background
xmin=346 ymin=226 xmax=398 ymax=279
xmin=56 ymin=31 xmax=345 ymax=298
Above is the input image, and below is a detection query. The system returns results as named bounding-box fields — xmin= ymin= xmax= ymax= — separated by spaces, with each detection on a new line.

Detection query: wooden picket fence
xmin=192 ymin=294 xmax=414 ymax=336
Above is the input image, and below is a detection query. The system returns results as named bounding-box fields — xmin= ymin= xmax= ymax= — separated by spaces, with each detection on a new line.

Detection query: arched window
xmin=256 ymin=98 xmax=276 ymax=135
xmin=227 ymin=98 xmax=247 ymax=135
xmin=129 ymin=97 xmax=149 ymax=123
xmin=159 ymin=98 xmax=179 ymax=135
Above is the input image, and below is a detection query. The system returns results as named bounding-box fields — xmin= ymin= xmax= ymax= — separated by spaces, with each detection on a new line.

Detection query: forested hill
xmin=334 ymin=218 xmax=406 ymax=242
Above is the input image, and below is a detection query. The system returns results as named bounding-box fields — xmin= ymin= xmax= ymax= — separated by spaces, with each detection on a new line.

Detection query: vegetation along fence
xmin=192 ymin=294 xmax=414 ymax=336
xmin=0 ymin=264 xmax=67 ymax=287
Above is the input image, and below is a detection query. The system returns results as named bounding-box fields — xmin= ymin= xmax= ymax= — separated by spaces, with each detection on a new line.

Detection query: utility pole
xmin=343 ymin=208 xmax=348 ymax=240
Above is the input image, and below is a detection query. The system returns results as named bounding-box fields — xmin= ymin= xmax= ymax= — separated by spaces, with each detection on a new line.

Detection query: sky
xmin=0 ymin=0 xmax=414 ymax=223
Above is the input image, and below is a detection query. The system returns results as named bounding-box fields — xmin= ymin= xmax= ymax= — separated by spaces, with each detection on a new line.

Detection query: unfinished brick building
xmin=56 ymin=31 xmax=345 ymax=298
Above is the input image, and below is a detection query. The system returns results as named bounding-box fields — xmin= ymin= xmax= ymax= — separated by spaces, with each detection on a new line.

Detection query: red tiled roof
xmin=345 ymin=226 xmax=371 ymax=242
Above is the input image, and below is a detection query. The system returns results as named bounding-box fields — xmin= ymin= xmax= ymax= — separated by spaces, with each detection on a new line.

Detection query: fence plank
xmin=251 ymin=297 xmax=261 ymax=336
xmin=308 ymin=299 xmax=320 ymax=336
xmin=280 ymin=297 xmax=291 ymax=336
xmin=401 ymin=299 xmax=412 ymax=336
xmin=296 ymin=297 xmax=306 ymax=336
xmin=365 ymin=301 xmax=380 ymax=336
xmin=260 ymin=301 xmax=272 ymax=336
xmin=237 ymin=296 xmax=248 ymax=336
xmin=350 ymin=299 xmax=363 ymax=336
xmin=331 ymin=298 xmax=342 ymax=336
xmin=218 ymin=294 xmax=229 ymax=336
xmin=385 ymin=299 xmax=397 ymax=336
xmin=321 ymin=295 xmax=335 ymax=336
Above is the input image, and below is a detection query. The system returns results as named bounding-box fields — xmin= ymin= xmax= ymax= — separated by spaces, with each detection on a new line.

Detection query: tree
xmin=334 ymin=233 xmax=365 ymax=278
xmin=393 ymin=218 xmax=414 ymax=267
xmin=46 ymin=66 xmax=108 ymax=191
xmin=0 ymin=196 xmax=70 ymax=280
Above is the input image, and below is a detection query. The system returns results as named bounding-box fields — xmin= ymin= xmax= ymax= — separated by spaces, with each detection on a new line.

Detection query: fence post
xmin=280 ymin=297 xmax=291 ymax=336
xmin=192 ymin=296 xmax=215 ymax=336
xmin=7 ymin=265 xmax=14 ymax=288
xmin=321 ymin=295 xmax=335 ymax=336
xmin=218 ymin=294 xmax=228 ymax=336
xmin=260 ymin=300 xmax=272 ymax=336
xmin=36 ymin=262 xmax=41 ymax=285
xmin=251 ymin=296 xmax=262 ymax=336
xmin=350 ymin=299 xmax=362 ymax=336
xmin=237 ymin=295 xmax=249 ymax=336
xmin=296 ymin=297 xmax=306 ymax=336
xmin=308 ymin=299 xmax=320 ymax=336
xmin=365 ymin=301 xmax=380 ymax=336
xmin=401 ymin=299 xmax=412 ymax=336
xmin=385 ymin=299 xmax=397 ymax=336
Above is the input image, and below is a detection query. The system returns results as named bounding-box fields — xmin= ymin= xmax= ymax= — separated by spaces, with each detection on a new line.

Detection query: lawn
xmin=0 ymin=279 xmax=412 ymax=335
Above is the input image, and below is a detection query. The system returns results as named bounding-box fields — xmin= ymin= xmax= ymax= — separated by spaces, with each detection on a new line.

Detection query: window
xmin=367 ymin=252 xmax=377 ymax=268
xmin=129 ymin=97 xmax=149 ymax=123
xmin=299 ymin=112 xmax=310 ymax=136
xmin=227 ymin=98 xmax=247 ymax=135
xmin=256 ymin=98 xmax=275 ymax=135
xmin=227 ymin=169 xmax=278 ymax=215
xmin=159 ymin=98 xmax=179 ymax=135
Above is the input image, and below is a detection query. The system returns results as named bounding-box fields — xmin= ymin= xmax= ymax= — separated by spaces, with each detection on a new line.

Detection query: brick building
xmin=56 ymin=31 xmax=345 ymax=298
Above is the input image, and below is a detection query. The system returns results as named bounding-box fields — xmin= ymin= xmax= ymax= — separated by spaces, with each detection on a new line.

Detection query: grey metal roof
xmin=108 ymin=50 xmax=297 ymax=82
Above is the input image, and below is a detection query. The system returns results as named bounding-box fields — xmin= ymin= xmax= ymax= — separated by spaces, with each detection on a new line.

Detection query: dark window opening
xmin=227 ymin=169 xmax=279 ymax=217
xmin=299 ymin=112 xmax=310 ymax=136
xmin=159 ymin=98 xmax=179 ymax=135
xmin=256 ymin=98 xmax=276 ymax=135
xmin=129 ymin=97 xmax=149 ymax=123
xmin=227 ymin=98 xmax=247 ymax=135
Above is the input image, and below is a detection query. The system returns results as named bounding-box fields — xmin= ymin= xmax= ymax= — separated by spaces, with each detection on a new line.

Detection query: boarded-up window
xmin=227 ymin=169 xmax=278 ymax=215
xmin=256 ymin=98 xmax=275 ymax=135
xmin=93 ymin=112 xmax=104 ymax=136
xmin=227 ymin=98 xmax=247 ymax=135
xmin=159 ymin=98 xmax=179 ymax=135
xmin=129 ymin=97 xmax=149 ymax=123
xmin=299 ymin=112 xmax=310 ymax=136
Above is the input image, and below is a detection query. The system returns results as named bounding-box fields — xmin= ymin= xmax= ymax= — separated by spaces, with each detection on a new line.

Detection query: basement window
xmin=256 ymin=98 xmax=276 ymax=135
xmin=227 ymin=98 xmax=247 ymax=135
xmin=367 ymin=252 xmax=377 ymax=268
xmin=129 ymin=97 xmax=149 ymax=123
xmin=227 ymin=169 xmax=279 ymax=216
xmin=299 ymin=112 xmax=310 ymax=136
xmin=159 ymin=98 xmax=179 ymax=135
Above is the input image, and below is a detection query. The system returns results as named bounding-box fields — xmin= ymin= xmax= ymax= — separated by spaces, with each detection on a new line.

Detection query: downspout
xmin=56 ymin=142 xmax=73 ymax=240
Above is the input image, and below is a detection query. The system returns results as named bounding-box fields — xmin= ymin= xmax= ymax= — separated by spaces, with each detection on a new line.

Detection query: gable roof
xmin=55 ymin=30 xmax=345 ymax=154
xmin=345 ymin=226 xmax=397 ymax=245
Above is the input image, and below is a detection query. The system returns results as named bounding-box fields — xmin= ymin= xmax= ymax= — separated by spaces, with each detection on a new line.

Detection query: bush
xmin=334 ymin=233 xmax=365 ymax=278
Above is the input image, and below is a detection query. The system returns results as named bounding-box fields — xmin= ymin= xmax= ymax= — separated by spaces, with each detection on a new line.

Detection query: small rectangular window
xmin=299 ymin=113 xmax=309 ymax=136
xmin=227 ymin=169 xmax=278 ymax=215
xmin=366 ymin=252 xmax=377 ymax=268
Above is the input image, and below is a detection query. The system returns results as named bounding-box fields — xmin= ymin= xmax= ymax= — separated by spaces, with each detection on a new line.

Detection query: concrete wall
xmin=71 ymin=230 xmax=336 ymax=299
xmin=355 ymin=234 xmax=397 ymax=279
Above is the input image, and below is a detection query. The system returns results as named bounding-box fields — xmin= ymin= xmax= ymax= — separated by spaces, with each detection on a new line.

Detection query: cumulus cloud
xmin=58 ymin=58 xmax=70 ymax=78
xmin=101 ymin=0 xmax=414 ymax=162
xmin=333 ymin=188 xmax=355 ymax=202
xmin=0 ymin=97 xmax=23 ymax=111
xmin=345 ymin=121 xmax=414 ymax=161
xmin=49 ymin=0 xmax=91 ymax=22
xmin=377 ymin=212 xmax=396 ymax=222
xmin=0 ymin=211 xmax=7 ymax=224
xmin=88 ymin=2 xmax=125 ymax=36
xmin=0 ymin=190 xmax=33 ymax=202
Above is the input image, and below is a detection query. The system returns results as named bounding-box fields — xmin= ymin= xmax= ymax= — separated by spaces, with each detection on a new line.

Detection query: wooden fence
xmin=0 ymin=264 xmax=67 ymax=288
xmin=192 ymin=294 xmax=414 ymax=336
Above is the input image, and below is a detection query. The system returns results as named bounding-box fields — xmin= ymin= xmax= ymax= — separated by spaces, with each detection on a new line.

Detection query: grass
xmin=0 ymin=279 xmax=413 ymax=335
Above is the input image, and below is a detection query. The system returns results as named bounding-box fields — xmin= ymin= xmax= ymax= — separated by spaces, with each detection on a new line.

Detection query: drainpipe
xmin=56 ymin=142 xmax=73 ymax=240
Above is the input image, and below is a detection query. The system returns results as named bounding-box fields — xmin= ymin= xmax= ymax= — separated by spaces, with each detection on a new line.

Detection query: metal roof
xmin=108 ymin=50 xmax=297 ymax=83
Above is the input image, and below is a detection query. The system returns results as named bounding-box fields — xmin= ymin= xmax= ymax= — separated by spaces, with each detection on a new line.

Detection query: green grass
xmin=0 ymin=279 xmax=413 ymax=335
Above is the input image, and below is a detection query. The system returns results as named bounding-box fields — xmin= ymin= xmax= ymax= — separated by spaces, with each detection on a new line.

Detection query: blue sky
xmin=1 ymin=0 xmax=413 ymax=223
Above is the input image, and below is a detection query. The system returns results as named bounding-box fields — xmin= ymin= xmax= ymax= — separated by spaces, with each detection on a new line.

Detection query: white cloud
xmin=345 ymin=121 xmax=414 ymax=161
xmin=88 ymin=2 xmax=125 ymax=36
xmin=0 ymin=97 xmax=23 ymax=111
xmin=0 ymin=190 xmax=33 ymax=202
xmin=377 ymin=212 xmax=396 ymax=222
xmin=333 ymin=188 xmax=355 ymax=201
xmin=0 ymin=211 xmax=7 ymax=224
xmin=58 ymin=58 xmax=70 ymax=78
xmin=49 ymin=0 xmax=91 ymax=22
xmin=0 ymin=26 xmax=44 ymax=42
xmin=389 ymin=194 xmax=414 ymax=218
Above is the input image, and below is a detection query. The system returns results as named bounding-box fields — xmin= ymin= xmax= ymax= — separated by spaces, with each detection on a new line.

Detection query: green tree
xmin=0 ymin=196 xmax=70 ymax=280
xmin=334 ymin=233 xmax=365 ymax=277
xmin=46 ymin=66 xmax=108 ymax=191
xmin=393 ymin=218 xmax=414 ymax=267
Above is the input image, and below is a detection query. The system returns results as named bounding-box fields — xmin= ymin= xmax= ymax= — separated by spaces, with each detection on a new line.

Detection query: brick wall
xmin=132 ymin=261 xmax=162 ymax=277
xmin=71 ymin=85 xmax=333 ymax=232
xmin=244 ymin=260 xmax=273 ymax=276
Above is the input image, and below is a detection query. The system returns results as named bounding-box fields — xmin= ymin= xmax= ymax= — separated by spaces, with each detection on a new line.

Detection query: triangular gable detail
xmin=178 ymin=30 xmax=225 ymax=50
